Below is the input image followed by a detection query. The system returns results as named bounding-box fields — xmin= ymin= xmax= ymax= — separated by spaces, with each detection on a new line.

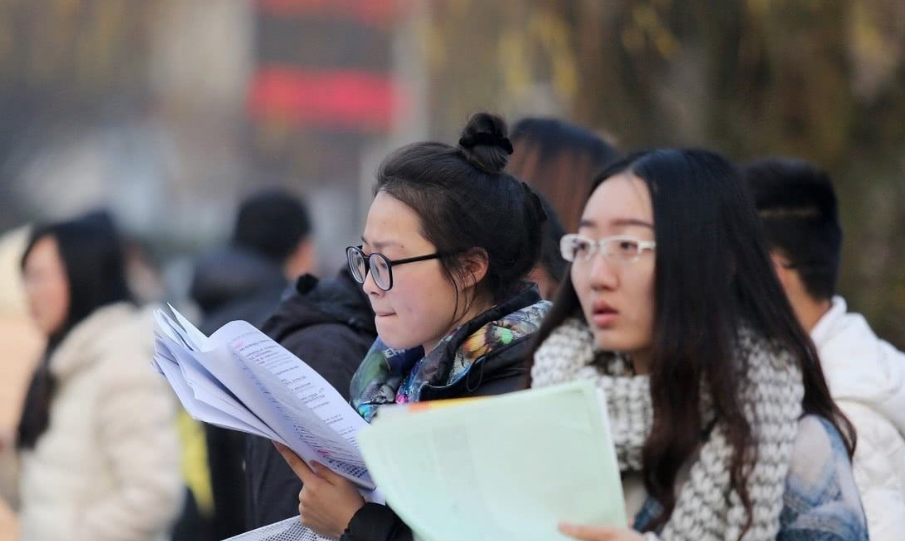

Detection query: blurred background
xmin=1 ymin=0 xmax=903 ymax=333
xmin=0 ymin=0 xmax=903 ymax=538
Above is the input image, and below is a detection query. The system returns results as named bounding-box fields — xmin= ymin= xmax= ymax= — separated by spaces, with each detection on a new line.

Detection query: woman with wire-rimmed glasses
xmin=274 ymin=112 xmax=551 ymax=541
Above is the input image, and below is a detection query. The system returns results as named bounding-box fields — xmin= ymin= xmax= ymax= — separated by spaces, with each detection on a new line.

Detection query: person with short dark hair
xmin=275 ymin=112 xmax=551 ymax=541
xmin=11 ymin=213 xmax=182 ymax=541
xmin=745 ymin=158 xmax=905 ymax=541
xmin=529 ymin=149 xmax=866 ymax=541
xmin=191 ymin=189 xmax=316 ymax=334
xmin=230 ymin=190 xmax=316 ymax=281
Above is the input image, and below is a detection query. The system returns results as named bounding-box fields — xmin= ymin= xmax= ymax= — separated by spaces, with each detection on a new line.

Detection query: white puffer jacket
xmin=812 ymin=297 xmax=905 ymax=541
xmin=17 ymin=303 xmax=183 ymax=541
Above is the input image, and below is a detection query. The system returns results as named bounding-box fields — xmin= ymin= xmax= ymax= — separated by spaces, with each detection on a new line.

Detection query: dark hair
xmin=232 ymin=189 xmax=312 ymax=264
xmin=17 ymin=210 xmax=133 ymax=449
xmin=375 ymin=112 xmax=546 ymax=309
xmin=536 ymin=192 xmax=568 ymax=284
xmin=529 ymin=149 xmax=854 ymax=535
xmin=743 ymin=158 xmax=842 ymax=301
xmin=508 ymin=117 xmax=620 ymax=232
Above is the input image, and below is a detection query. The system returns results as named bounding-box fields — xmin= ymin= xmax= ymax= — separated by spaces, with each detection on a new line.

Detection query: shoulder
xmin=840 ymin=401 xmax=905 ymax=464
xmin=283 ymin=321 xmax=374 ymax=361
xmin=780 ymin=415 xmax=868 ymax=540
xmin=88 ymin=306 xmax=171 ymax=392
xmin=51 ymin=303 xmax=147 ymax=376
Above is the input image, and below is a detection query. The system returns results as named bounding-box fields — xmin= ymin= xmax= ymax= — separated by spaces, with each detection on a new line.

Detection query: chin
xmin=591 ymin=328 xmax=638 ymax=353
xmin=375 ymin=324 xmax=416 ymax=351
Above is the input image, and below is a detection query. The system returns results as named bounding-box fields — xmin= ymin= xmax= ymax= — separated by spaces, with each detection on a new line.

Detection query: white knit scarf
xmin=532 ymin=317 xmax=804 ymax=541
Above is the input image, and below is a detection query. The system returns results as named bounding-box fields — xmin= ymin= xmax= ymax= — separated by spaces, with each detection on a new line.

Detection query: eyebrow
xmin=578 ymin=218 xmax=654 ymax=229
xmin=361 ymin=236 xmax=401 ymax=251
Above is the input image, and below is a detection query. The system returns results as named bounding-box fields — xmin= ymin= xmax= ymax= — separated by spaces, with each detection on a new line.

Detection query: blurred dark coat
xmin=245 ymin=269 xmax=376 ymax=529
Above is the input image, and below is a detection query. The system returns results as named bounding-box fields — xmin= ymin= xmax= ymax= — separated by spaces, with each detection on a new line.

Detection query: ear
xmin=457 ymin=248 xmax=489 ymax=292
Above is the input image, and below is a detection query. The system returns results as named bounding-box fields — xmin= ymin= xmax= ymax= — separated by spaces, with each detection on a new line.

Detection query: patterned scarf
xmin=532 ymin=317 xmax=804 ymax=541
xmin=350 ymin=298 xmax=550 ymax=422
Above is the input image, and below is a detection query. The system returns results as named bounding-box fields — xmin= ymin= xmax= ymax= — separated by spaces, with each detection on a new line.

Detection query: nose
xmin=585 ymin=252 xmax=619 ymax=291
xmin=361 ymin=266 xmax=384 ymax=297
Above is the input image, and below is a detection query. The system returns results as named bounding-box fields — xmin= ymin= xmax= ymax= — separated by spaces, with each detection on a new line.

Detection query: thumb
xmin=559 ymin=522 xmax=618 ymax=541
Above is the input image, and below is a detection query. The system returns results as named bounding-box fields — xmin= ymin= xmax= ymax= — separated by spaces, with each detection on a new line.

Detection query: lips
xmin=591 ymin=300 xmax=618 ymax=328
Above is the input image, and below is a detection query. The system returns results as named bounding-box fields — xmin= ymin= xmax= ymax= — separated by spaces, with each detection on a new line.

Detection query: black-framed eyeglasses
xmin=346 ymin=246 xmax=444 ymax=291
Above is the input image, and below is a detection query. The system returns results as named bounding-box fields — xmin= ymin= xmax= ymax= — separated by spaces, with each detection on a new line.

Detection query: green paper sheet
xmin=358 ymin=381 xmax=627 ymax=541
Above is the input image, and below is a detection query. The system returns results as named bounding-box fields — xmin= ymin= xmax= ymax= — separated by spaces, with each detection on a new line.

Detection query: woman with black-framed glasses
xmin=345 ymin=246 xmax=453 ymax=292
xmin=274 ymin=112 xmax=552 ymax=541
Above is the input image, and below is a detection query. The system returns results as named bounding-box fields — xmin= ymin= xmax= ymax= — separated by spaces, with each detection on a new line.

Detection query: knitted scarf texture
xmin=532 ymin=317 xmax=804 ymax=541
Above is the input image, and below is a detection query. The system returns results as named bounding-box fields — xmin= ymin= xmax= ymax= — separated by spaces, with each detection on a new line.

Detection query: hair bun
xmin=457 ymin=112 xmax=512 ymax=174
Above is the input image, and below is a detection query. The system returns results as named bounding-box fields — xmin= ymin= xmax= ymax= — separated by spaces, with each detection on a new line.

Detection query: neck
xmin=791 ymin=294 xmax=833 ymax=333
xmin=629 ymin=348 xmax=654 ymax=375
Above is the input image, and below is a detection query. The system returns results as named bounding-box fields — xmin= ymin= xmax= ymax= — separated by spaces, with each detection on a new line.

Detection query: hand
xmin=275 ymin=442 xmax=366 ymax=538
xmin=559 ymin=522 xmax=646 ymax=541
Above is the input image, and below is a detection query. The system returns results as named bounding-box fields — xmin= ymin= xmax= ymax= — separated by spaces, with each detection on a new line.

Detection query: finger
xmin=558 ymin=522 xmax=617 ymax=541
xmin=274 ymin=442 xmax=318 ymax=484
xmin=309 ymin=462 xmax=348 ymax=486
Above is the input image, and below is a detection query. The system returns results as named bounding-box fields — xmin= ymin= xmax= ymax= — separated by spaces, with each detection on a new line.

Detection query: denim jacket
xmin=634 ymin=416 xmax=869 ymax=540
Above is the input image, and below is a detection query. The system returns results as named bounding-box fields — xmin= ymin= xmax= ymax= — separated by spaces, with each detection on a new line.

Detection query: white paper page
xmin=156 ymin=349 xmax=283 ymax=442
xmin=164 ymin=341 xmax=285 ymax=442
xmin=154 ymin=311 xmax=182 ymax=343
xmin=359 ymin=381 xmax=626 ymax=541
xmin=179 ymin=338 xmax=364 ymax=487
xmin=223 ymin=516 xmax=336 ymax=541
xmin=166 ymin=304 xmax=210 ymax=351
xmin=158 ymin=306 xmax=375 ymax=488
xmin=155 ymin=311 xmax=194 ymax=351
xmin=209 ymin=321 xmax=374 ymax=487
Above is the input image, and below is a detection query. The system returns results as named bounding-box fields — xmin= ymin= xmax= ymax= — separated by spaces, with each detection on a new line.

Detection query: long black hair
xmin=529 ymin=149 xmax=854 ymax=534
xmin=16 ymin=211 xmax=133 ymax=449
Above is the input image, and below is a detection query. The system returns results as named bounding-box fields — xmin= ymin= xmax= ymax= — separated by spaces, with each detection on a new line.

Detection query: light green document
xmin=358 ymin=381 xmax=627 ymax=541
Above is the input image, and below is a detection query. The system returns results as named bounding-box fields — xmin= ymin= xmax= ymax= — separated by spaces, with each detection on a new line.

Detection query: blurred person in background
xmin=524 ymin=186 xmax=567 ymax=300
xmin=0 ymin=226 xmax=45 ymax=541
xmin=4 ymin=212 xmax=182 ymax=541
xmin=245 ymin=267 xmax=377 ymax=530
xmin=746 ymin=158 xmax=905 ymax=541
xmin=190 ymin=189 xmax=316 ymax=334
xmin=508 ymin=117 xmax=620 ymax=233
xmin=508 ymin=118 xmax=620 ymax=299
xmin=189 ymin=189 xmax=316 ymax=539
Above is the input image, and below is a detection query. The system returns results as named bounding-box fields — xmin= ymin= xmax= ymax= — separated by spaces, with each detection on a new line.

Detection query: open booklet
xmin=358 ymin=381 xmax=627 ymax=541
xmin=151 ymin=304 xmax=376 ymax=491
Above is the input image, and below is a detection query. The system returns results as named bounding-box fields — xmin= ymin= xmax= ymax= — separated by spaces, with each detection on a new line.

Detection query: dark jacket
xmin=341 ymin=284 xmax=544 ymax=541
xmin=190 ymin=247 xmax=288 ymax=335
xmin=188 ymin=247 xmax=289 ymax=540
xmin=245 ymin=269 xmax=376 ymax=529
